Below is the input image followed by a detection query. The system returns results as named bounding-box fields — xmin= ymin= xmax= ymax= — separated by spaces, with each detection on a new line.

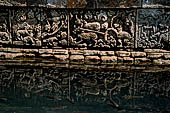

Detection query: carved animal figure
xmin=83 ymin=20 xmax=101 ymax=31
xmin=0 ymin=32 xmax=10 ymax=41
xmin=16 ymin=29 xmax=33 ymax=40
xmin=78 ymin=32 xmax=97 ymax=41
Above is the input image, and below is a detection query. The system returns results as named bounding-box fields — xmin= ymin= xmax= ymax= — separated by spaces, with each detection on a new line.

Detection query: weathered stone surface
xmin=136 ymin=9 xmax=170 ymax=49
xmin=116 ymin=51 xmax=131 ymax=57
xmin=123 ymin=57 xmax=134 ymax=63
xmin=101 ymin=56 xmax=117 ymax=64
xmin=100 ymin=51 xmax=115 ymax=56
xmin=40 ymin=54 xmax=53 ymax=57
xmin=54 ymin=55 xmax=69 ymax=62
xmin=147 ymin=53 xmax=164 ymax=59
xmin=69 ymin=50 xmax=84 ymax=55
xmin=7 ymin=48 xmax=22 ymax=53
xmin=135 ymin=58 xmax=151 ymax=64
xmin=70 ymin=55 xmax=84 ymax=64
xmin=144 ymin=49 xmax=161 ymax=53
xmin=7 ymin=53 xmax=23 ymax=59
xmin=70 ymin=9 xmax=135 ymax=49
xmin=39 ymin=49 xmax=53 ymax=54
xmin=153 ymin=59 xmax=170 ymax=65
xmin=131 ymin=52 xmax=146 ymax=57
xmin=10 ymin=0 xmax=27 ymax=6
xmin=53 ymin=49 xmax=68 ymax=55
xmin=143 ymin=0 xmax=170 ymax=8
xmin=85 ymin=0 xmax=141 ymax=8
xmin=117 ymin=57 xmax=124 ymax=63
xmin=84 ymin=50 xmax=99 ymax=56
xmin=164 ymin=53 xmax=170 ymax=59
xmin=21 ymin=49 xmax=39 ymax=53
xmin=85 ymin=56 xmax=100 ymax=64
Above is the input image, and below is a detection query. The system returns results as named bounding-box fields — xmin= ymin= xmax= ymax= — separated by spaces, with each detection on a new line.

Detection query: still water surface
xmin=0 ymin=65 xmax=170 ymax=113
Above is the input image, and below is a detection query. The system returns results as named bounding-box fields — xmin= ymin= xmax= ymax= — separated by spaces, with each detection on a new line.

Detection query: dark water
xmin=0 ymin=65 xmax=170 ymax=113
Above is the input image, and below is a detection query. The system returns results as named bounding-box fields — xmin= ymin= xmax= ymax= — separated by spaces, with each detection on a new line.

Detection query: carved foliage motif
xmin=0 ymin=8 xmax=11 ymax=45
xmin=11 ymin=8 xmax=42 ymax=46
xmin=70 ymin=9 xmax=135 ymax=49
xmin=41 ymin=9 xmax=68 ymax=48
xmin=1 ymin=7 xmax=170 ymax=49
xmin=136 ymin=9 xmax=170 ymax=48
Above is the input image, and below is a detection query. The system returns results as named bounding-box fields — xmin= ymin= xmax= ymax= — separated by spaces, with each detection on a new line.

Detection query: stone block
xmin=85 ymin=56 xmax=100 ymax=64
xmin=53 ymin=49 xmax=68 ymax=55
xmin=7 ymin=53 xmax=23 ymax=59
xmin=21 ymin=49 xmax=39 ymax=53
xmin=54 ymin=55 xmax=69 ymax=62
xmin=69 ymin=50 xmax=84 ymax=55
xmin=147 ymin=53 xmax=164 ymax=59
xmin=135 ymin=58 xmax=151 ymax=64
xmin=100 ymin=51 xmax=115 ymax=56
xmin=153 ymin=59 xmax=170 ymax=65
xmin=123 ymin=57 xmax=134 ymax=63
xmin=84 ymin=50 xmax=99 ymax=56
xmin=70 ymin=55 xmax=84 ymax=64
xmin=101 ymin=56 xmax=117 ymax=64
xmin=164 ymin=53 xmax=170 ymax=59
xmin=131 ymin=52 xmax=146 ymax=57
xmin=39 ymin=49 xmax=53 ymax=54
xmin=143 ymin=0 xmax=170 ymax=8
xmin=116 ymin=51 xmax=131 ymax=57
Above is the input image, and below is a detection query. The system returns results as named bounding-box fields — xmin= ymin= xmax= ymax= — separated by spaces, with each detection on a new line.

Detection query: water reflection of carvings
xmin=0 ymin=67 xmax=170 ymax=110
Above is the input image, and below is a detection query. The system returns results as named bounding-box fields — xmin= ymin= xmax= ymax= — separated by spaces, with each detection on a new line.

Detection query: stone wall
xmin=0 ymin=0 xmax=170 ymax=66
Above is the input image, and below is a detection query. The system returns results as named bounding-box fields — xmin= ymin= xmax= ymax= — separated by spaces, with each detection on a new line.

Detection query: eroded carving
xmin=70 ymin=10 xmax=135 ymax=49
xmin=12 ymin=8 xmax=41 ymax=46
xmin=0 ymin=8 xmax=11 ymax=45
xmin=136 ymin=9 xmax=170 ymax=49
xmin=41 ymin=9 xmax=68 ymax=48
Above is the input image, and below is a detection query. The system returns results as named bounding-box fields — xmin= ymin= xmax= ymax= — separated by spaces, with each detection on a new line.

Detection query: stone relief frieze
xmin=69 ymin=9 xmax=135 ymax=49
xmin=11 ymin=8 xmax=42 ymax=47
xmin=0 ymin=8 xmax=11 ymax=45
xmin=136 ymin=9 xmax=170 ymax=49
xmin=41 ymin=9 xmax=68 ymax=48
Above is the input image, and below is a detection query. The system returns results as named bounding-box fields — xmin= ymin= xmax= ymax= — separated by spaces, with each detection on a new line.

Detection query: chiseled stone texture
xmin=131 ymin=52 xmax=146 ymax=57
xmin=101 ymin=56 xmax=117 ymax=64
xmin=147 ymin=53 xmax=164 ymax=59
xmin=54 ymin=55 xmax=69 ymax=63
xmin=135 ymin=58 xmax=151 ymax=64
xmin=100 ymin=51 xmax=115 ymax=56
xmin=143 ymin=0 xmax=170 ymax=8
xmin=70 ymin=55 xmax=84 ymax=64
xmin=164 ymin=53 xmax=170 ymax=59
xmin=84 ymin=50 xmax=99 ymax=56
xmin=123 ymin=57 xmax=134 ymax=63
xmin=69 ymin=50 xmax=84 ymax=55
xmin=85 ymin=56 xmax=100 ymax=64
xmin=116 ymin=51 xmax=131 ymax=57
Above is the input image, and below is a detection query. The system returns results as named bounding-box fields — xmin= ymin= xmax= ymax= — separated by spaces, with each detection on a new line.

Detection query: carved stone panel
xmin=70 ymin=9 xmax=135 ymax=49
xmin=47 ymin=0 xmax=67 ymax=8
xmin=41 ymin=9 xmax=68 ymax=48
xmin=0 ymin=0 xmax=12 ymax=6
xmin=143 ymin=0 xmax=170 ymax=8
xmin=11 ymin=8 xmax=42 ymax=47
xmin=0 ymin=8 xmax=11 ymax=46
xmin=10 ymin=0 xmax=27 ymax=6
xmin=136 ymin=9 xmax=170 ymax=49
xmin=27 ymin=0 xmax=46 ymax=6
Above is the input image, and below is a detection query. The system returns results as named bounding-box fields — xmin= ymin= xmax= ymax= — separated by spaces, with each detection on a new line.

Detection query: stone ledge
xmin=116 ymin=51 xmax=131 ymax=57
xmin=70 ymin=55 xmax=84 ymax=64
